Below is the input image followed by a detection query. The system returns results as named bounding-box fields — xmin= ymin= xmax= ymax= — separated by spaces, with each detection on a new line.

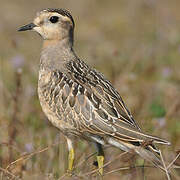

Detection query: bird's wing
xmin=62 ymin=59 xmax=170 ymax=145
xmin=65 ymin=59 xmax=140 ymax=127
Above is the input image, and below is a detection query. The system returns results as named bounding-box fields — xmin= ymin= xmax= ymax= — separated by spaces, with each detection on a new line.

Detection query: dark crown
xmin=45 ymin=8 xmax=75 ymax=28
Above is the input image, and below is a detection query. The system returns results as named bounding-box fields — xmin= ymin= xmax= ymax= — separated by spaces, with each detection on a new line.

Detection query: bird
xmin=18 ymin=8 xmax=170 ymax=175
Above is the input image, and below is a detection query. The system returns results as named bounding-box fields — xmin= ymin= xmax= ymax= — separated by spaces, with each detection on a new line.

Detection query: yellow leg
xmin=66 ymin=138 xmax=74 ymax=173
xmin=97 ymin=155 xmax=104 ymax=175
xmin=68 ymin=148 xmax=74 ymax=172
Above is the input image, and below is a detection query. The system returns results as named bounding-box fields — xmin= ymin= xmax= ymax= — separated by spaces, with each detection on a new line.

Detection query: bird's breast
xmin=38 ymin=69 xmax=78 ymax=133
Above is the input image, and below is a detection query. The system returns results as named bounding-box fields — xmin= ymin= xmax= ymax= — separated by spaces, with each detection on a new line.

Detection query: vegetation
xmin=0 ymin=0 xmax=180 ymax=179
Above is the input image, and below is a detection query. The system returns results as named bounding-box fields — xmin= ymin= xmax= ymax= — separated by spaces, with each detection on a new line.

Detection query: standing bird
xmin=18 ymin=8 xmax=170 ymax=175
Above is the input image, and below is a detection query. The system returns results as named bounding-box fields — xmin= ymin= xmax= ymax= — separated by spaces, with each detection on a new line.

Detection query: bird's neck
xmin=42 ymin=36 xmax=73 ymax=49
xmin=42 ymin=39 xmax=60 ymax=49
xmin=40 ymin=37 xmax=76 ymax=72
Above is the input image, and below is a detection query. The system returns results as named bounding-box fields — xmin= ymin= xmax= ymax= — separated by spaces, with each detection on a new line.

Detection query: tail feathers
xmin=143 ymin=134 xmax=171 ymax=145
xmin=107 ymin=137 xmax=167 ymax=171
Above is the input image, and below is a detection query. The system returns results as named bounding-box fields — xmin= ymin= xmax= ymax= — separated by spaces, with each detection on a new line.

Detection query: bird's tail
xmin=89 ymin=131 xmax=170 ymax=171
xmin=107 ymin=136 xmax=169 ymax=171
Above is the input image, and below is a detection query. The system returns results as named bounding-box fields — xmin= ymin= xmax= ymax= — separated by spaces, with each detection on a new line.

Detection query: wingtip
xmin=154 ymin=139 xmax=171 ymax=146
xmin=167 ymin=141 xmax=171 ymax=146
xmin=146 ymin=134 xmax=171 ymax=146
xmin=162 ymin=139 xmax=171 ymax=146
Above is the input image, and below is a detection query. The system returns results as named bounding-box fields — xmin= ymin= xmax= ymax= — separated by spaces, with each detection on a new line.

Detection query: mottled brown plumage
xmin=19 ymin=8 xmax=170 ymax=173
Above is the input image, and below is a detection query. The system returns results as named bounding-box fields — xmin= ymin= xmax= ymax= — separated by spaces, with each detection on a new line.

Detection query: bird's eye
xmin=49 ymin=16 xmax=59 ymax=23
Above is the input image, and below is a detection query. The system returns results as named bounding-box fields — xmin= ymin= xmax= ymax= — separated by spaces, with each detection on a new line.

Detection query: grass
xmin=0 ymin=0 xmax=180 ymax=179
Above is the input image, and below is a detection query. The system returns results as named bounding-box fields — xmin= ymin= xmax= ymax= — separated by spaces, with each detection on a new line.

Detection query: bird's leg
xmin=66 ymin=137 xmax=75 ymax=173
xmin=94 ymin=143 xmax=104 ymax=175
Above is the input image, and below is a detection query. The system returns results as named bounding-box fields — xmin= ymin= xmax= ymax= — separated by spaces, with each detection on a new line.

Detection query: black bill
xmin=18 ymin=23 xmax=36 ymax=31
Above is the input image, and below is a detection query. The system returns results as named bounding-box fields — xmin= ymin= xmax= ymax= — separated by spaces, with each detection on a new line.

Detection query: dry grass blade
xmin=167 ymin=152 xmax=180 ymax=170
xmin=159 ymin=150 xmax=171 ymax=180
xmin=6 ymin=143 xmax=58 ymax=171
xmin=58 ymin=172 xmax=68 ymax=180
xmin=74 ymin=152 xmax=97 ymax=169
xmin=104 ymin=166 xmax=130 ymax=175
xmin=0 ymin=167 xmax=17 ymax=179
xmin=104 ymin=165 xmax=156 ymax=175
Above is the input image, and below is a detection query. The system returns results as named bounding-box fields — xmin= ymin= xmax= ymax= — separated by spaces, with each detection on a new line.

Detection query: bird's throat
xmin=43 ymin=37 xmax=73 ymax=50
xmin=43 ymin=39 xmax=60 ymax=49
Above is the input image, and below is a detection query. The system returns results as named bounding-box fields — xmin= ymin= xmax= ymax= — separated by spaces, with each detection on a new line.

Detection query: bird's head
xmin=18 ymin=8 xmax=75 ymax=44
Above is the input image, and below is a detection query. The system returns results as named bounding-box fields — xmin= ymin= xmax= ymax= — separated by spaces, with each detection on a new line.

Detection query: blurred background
xmin=0 ymin=0 xmax=180 ymax=179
